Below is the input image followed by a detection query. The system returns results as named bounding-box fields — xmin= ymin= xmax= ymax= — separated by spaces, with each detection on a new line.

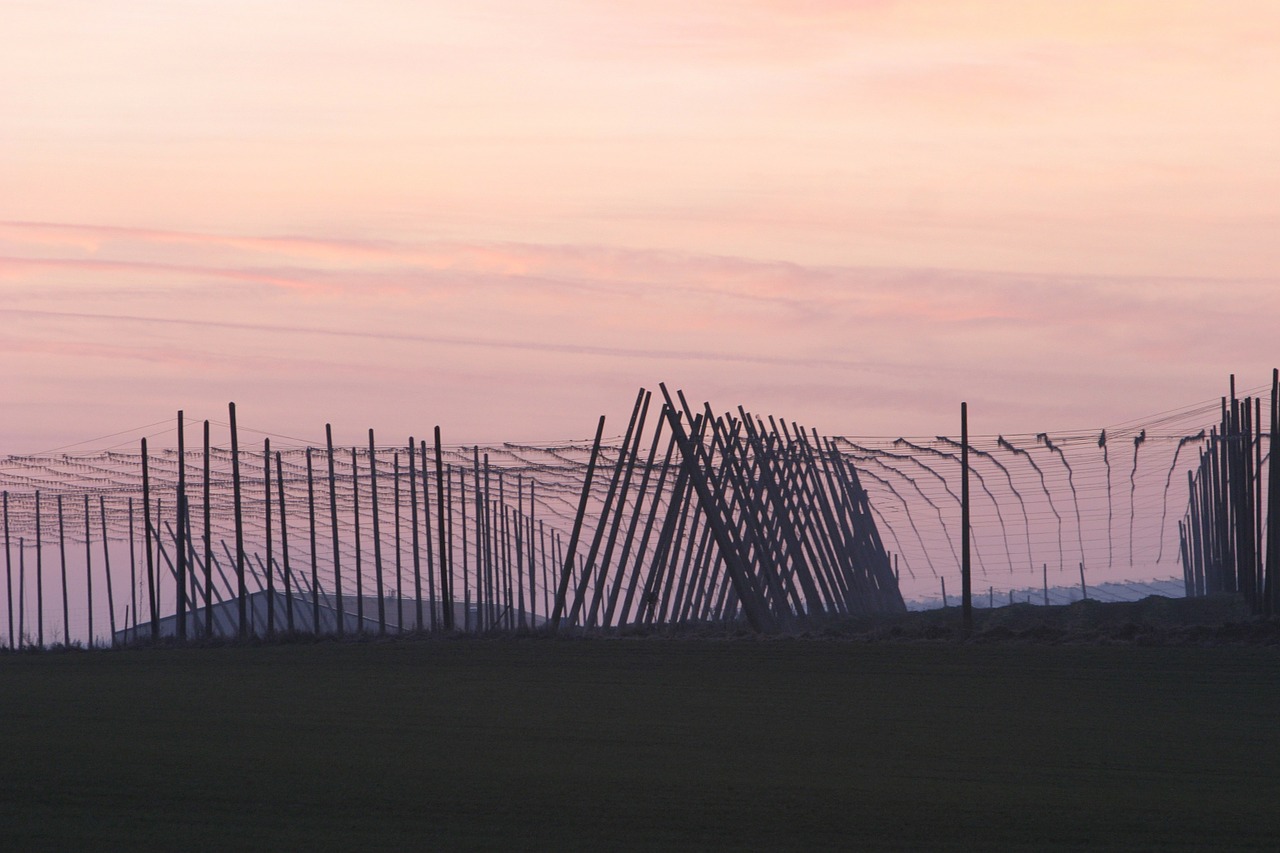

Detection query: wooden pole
xmin=128 ymin=497 xmax=136 ymax=635
xmin=57 ymin=494 xmax=69 ymax=646
xmin=100 ymin=497 xmax=116 ymax=645
xmin=36 ymin=492 xmax=44 ymax=647
xmin=307 ymin=448 xmax=320 ymax=634
xmin=657 ymin=386 xmax=772 ymax=633
xmin=528 ymin=479 xmax=538 ymax=625
xmin=512 ymin=490 xmax=526 ymax=630
xmin=176 ymin=412 xmax=187 ymax=641
xmin=264 ymin=438 xmax=274 ymax=637
xmin=540 ymin=519 xmax=551 ymax=621
xmin=141 ymin=441 xmax=158 ymax=642
xmin=1079 ymin=562 xmax=1088 ymax=600
xmin=368 ymin=429 xmax=386 ymax=635
xmin=586 ymin=390 xmax=649 ymax=628
xmin=84 ymin=495 xmax=93 ymax=648
xmin=479 ymin=451 xmax=490 ymax=629
xmin=421 ymin=440 xmax=436 ymax=631
xmin=229 ymin=403 xmax=247 ymax=639
xmin=550 ymin=415 xmax=607 ymax=633
xmin=434 ymin=427 xmax=453 ymax=630
xmin=351 ymin=446 xmax=364 ymax=632
xmin=421 ymin=440 xmax=436 ymax=630
xmin=3 ymin=492 xmax=11 ymax=649
xmin=408 ymin=439 xmax=423 ymax=631
xmin=446 ymin=460 xmax=455 ymax=629
xmin=1043 ymin=563 xmax=1048 ymax=606
xmin=460 ymin=468 xmax=470 ymax=632
xmin=203 ymin=420 xmax=213 ymax=638
xmin=961 ymin=401 xmax=972 ymax=633
xmin=394 ymin=451 xmax=403 ymax=633
xmin=326 ymin=425 xmax=344 ymax=636
xmin=153 ymin=498 xmax=163 ymax=621
xmin=618 ymin=416 xmax=677 ymax=627
xmin=19 ymin=537 xmax=26 ymax=648
xmin=1267 ymin=368 xmax=1280 ymax=616
xmin=277 ymin=451 xmax=293 ymax=633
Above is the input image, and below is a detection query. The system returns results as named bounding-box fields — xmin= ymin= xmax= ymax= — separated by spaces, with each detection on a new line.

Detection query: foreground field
xmin=2 ymin=638 xmax=1278 ymax=851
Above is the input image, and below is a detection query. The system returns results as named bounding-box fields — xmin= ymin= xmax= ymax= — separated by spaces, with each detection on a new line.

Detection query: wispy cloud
xmin=3 ymin=218 xmax=1277 ymax=453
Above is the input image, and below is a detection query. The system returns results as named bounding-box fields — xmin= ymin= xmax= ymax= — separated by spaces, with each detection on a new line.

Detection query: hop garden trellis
xmin=0 ymin=386 xmax=904 ymax=647
xmin=0 ymin=378 xmax=1269 ymax=648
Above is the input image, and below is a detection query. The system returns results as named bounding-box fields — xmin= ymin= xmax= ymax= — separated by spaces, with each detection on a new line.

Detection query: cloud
xmin=3 ymin=217 xmax=1278 ymax=454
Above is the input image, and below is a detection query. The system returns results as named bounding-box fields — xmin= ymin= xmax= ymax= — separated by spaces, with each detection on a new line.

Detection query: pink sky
xmin=3 ymin=1 xmax=1279 ymax=451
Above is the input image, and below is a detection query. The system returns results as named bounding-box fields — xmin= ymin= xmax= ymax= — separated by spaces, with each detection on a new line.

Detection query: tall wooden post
xmin=19 ymin=537 xmax=26 ymax=648
xmin=476 ymin=450 xmax=489 ymax=629
xmin=446 ymin=458 xmax=455 ymax=629
xmin=56 ymin=494 xmax=70 ymax=640
xmin=127 ymin=497 xmax=136 ymax=634
xmin=408 ymin=439 xmax=423 ymax=631
xmin=83 ymin=495 xmax=93 ymax=648
xmin=1266 ymin=368 xmax=1279 ymax=616
xmin=99 ymin=497 xmax=117 ymax=644
xmin=306 ymin=448 xmax=320 ymax=633
xmin=460 ymin=469 xmax=470 ymax=632
xmin=961 ymin=402 xmax=972 ymax=633
xmin=393 ymin=452 xmax=404 ymax=633
xmin=326 ymin=425 xmax=345 ymax=636
xmin=277 ymin=451 xmax=293 ymax=633
xmin=351 ymin=447 xmax=364 ymax=632
xmin=550 ymin=416 xmax=607 ymax=633
xmin=57 ymin=495 xmax=69 ymax=646
xmin=229 ymin=403 xmax=247 ymax=639
xmin=527 ymin=478 xmax=537 ymax=626
xmin=176 ymin=411 xmax=187 ymax=641
xmin=36 ymin=492 xmax=44 ymax=646
xmin=421 ymin=440 xmax=436 ymax=630
xmin=434 ymin=427 xmax=453 ymax=630
xmin=264 ymin=438 xmax=275 ymax=637
xmin=3 ymin=491 xmax=11 ymax=649
xmin=141 ymin=442 xmax=158 ymax=642
xmin=368 ymin=430 xmax=386 ymax=634
xmin=203 ymin=420 xmax=213 ymax=638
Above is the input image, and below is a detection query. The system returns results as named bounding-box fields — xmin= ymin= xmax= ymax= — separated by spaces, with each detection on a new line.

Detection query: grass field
xmin=2 ymin=637 xmax=1278 ymax=851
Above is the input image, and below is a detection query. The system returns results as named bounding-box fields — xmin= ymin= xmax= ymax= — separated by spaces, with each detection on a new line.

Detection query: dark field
xmin=2 ymin=636 xmax=1278 ymax=851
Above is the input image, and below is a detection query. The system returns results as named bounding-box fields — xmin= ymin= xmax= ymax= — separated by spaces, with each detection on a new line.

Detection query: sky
xmin=3 ymin=0 xmax=1279 ymax=452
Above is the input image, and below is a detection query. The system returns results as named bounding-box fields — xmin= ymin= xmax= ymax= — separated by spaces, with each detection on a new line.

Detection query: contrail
xmin=998 ymin=436 xmax=1064 ymax=572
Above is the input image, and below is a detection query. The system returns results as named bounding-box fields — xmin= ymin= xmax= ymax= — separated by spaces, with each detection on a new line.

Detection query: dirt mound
xmin=787 ymin=594 xmax=1280 ymax=645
